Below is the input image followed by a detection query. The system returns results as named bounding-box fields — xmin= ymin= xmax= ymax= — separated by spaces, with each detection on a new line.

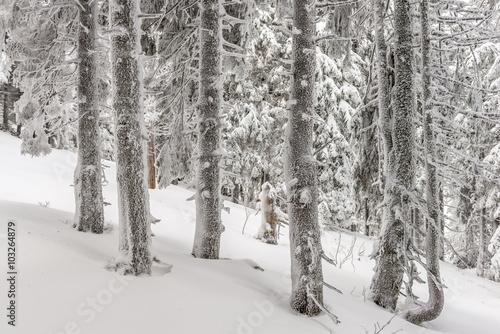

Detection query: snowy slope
xmin=0 ymin=131 xmax=499 ymax=334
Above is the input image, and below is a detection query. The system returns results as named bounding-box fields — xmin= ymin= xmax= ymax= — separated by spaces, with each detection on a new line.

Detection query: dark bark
xmin=3 ymin=92 xmax=8 ymax=130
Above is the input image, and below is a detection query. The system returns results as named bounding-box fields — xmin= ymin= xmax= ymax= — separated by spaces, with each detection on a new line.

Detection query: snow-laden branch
xmin=316 ymin=0 xmax=360 ymax=9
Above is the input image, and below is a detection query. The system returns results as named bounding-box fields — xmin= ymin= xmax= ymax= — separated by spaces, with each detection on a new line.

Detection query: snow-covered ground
xmin=1 ymin=131 xmax=499 ymax=334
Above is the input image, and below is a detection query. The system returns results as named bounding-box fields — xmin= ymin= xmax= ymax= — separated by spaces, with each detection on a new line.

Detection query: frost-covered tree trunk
xmin=371 ymin=0 xmax=415 ymax=311
xmin=257 ymin=182 xmax=279 ymax=245
xmin=489 ymin=225 xmax=500 ymax=281
xmin=477 ymin=207 xmax=492 ymax=277
xmin=459 ymin=181 xmax=477 ymax=267
xmin=147 ymin=130 xmax=156 ymax=189
xmin=404 ymin=0 xmax=444 ymax=323
xmin=110 ymin=0 xmax=152 ymax=275
xmin=371 ymin=0 xmax=397 ymax=308
xmin=285 ymin=0 xmax=323 ymax=316
xmin=74 ymin=0 xmax=104 ymax=234
xmin=192 ymin=0 xmax=223 ymax=259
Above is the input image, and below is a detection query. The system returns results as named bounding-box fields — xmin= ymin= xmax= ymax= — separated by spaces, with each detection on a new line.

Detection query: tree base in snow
xmin=105 ymin=256 xmax=134 ymax=276
xmin=255 ymin=232 xmax=277 ymax=245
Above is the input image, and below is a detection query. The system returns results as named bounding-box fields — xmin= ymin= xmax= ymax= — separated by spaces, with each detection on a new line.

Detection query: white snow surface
xmin=1 ymin=131 xmax=499 ymax=334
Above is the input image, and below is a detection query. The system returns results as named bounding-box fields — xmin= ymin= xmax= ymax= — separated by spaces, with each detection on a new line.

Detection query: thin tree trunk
xmin=110 ymin=0 xmax=152 ymax=275
xmin=477 ymin=207 xmax=491 ymax=277
xmin=439 ymin=187 xmax=444 ymax=261
xmin=74 ymin=0 xmax=104 ymax=234
xmin=140 ymin=1 xmax=163 ymax=191
xmin=371 ymin=0 xmax=398 ymax=309
xmin=3 ymin=91 xmax=8 ymax=130
xmin=285 ymin=0 xmax=323 ymax=316
xmin=192 ymin=0 xmax=223 ymax=259
xmin=412 ymin=208 xmax=422 ymax=251
xmin=404 ymin=0 xmax=444 ymax=323
xmin=364 ymin=198 xmax=370 ymax=236
xmin=147 ymin=128 xmax=156 ymax=189
xmin=460 ymin=181 xmax=476 ymax=268
xmin=371 ymin=0 xmax=415 ymax=311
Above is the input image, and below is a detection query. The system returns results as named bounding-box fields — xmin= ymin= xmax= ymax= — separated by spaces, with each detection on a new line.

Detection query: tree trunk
xmin=371 ymin=0 xmax=397 ymax=309
xmin=364 ymin=198 xmax=370 ymax=236
xmin=439 ymin=187 xmax=444 ymax=260
xmin=371 ymin=0 xmax=415 ymax=311
xmin=3 ymin=91 xmax=8 ymax=130
xmin=285 ymin=0 xmax=323 ymax=316
xmin=412 ymin=208 xmax=422 ymax=251
xmin=460 ymin=181 xmax=476 ymax=268
xmin=147 ymin=128 xmax=156 ymax=189
xmin=192 ymin=0 xmax=223 ymax=259
xmin=140 ymin=1 xmax=163 ymax=191
xmin=257 ymin=182 xmax=278 ymax=245
xmin=110 ymin=0 xmax=152 ymax=275
xmin=74 ymin=0 xmax=104 ymax=234
xmin=477 ymin=207 xmax=491 ymax=277
xmin=404 ymin=0 xmax=444 ymax=323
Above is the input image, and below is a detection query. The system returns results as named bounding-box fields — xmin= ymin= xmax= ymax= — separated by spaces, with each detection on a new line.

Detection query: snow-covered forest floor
xmin=1 ymin=131 xmax=499 ymax=334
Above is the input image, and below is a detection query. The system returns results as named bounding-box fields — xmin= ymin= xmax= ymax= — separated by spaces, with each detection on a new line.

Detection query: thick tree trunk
xmin=110 ymin=0 xmax=152 ymax=275
xmin=74 ymin=0 xmax=104 ymax=234
xmin=371 ymin=0 xmax=415 ymax=311
xmin=285 ymin=0 xmax=323 ymax=316
xmin=404 ymin=0 xmax=444 ymax=323
xmin=192 ymin=0 xmax=223 ymax=259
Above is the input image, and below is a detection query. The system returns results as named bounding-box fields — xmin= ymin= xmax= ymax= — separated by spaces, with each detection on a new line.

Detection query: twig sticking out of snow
xmin=237 ymin=199 xmax=256 ymax=235
xmin=306 ymin=285 xmax=340 ymax=325
xmin=372 ymin=313 xmax=401 ymax=334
